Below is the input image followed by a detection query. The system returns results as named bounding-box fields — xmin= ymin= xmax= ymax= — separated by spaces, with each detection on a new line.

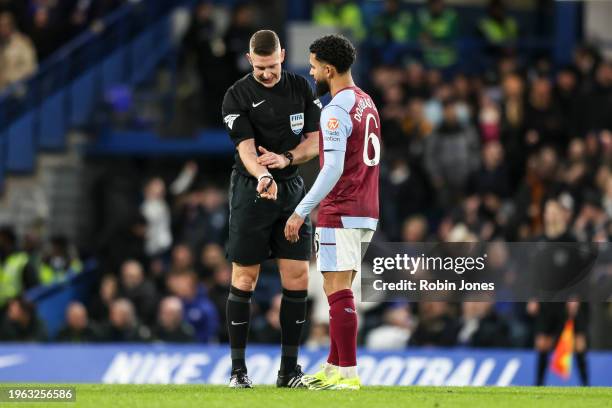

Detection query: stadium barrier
xmin=0 ymin=344 xmax=610 ymax=386
xmin=24 ymin=261 xmax=98 ymax=339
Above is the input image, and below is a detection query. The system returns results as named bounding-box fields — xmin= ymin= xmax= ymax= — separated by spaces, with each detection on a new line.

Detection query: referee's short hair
xmin=249 ymin=30 xmax=280 ymax=56
xmin=309 ymin=34 xmax=356 ymax=74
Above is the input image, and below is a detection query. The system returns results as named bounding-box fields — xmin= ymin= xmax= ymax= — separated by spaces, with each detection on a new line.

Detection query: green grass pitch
xmin=3 ymin=385 xmax=612 ymax=408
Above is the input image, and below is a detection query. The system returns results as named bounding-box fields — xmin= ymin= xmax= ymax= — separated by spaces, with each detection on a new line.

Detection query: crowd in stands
xmin=0 ymin=0 xmax=129 ymax=91
xmin=0 ymin=0 xmax=611 ymax=349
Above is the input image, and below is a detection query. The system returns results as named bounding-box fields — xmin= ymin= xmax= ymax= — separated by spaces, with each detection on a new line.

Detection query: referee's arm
xmin=223 ymin=88 xmax=277 ymax=199
xmin=237 ymin=138 xmax=273 ymax=179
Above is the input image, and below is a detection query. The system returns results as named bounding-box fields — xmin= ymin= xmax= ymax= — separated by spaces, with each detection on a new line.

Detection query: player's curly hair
xmin=309 ymin=34 xmax=356 ymax=74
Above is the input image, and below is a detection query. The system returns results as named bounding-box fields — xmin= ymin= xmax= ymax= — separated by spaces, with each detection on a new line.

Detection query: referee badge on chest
xmin=290 ymin=113 xmax=304 ymax=135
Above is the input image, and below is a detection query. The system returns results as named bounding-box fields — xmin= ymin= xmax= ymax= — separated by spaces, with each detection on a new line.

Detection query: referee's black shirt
xmin=222 ymin=71 xmax=321 ymax=180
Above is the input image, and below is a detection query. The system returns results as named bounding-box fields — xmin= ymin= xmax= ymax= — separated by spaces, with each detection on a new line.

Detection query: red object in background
xmin=550 ymin=319 xmax=575 ymax=380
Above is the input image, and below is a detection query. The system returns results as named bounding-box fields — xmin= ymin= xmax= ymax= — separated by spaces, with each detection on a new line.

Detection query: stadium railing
xmin=24 ymin=260 xmax=98 ymax=339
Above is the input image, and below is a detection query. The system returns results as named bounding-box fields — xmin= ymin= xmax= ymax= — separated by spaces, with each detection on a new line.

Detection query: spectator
xmin=0 ymin=227 xmax=30 ymax=308
xmin=100 ymin=214 xmax=147 ymax=274
xmin=117 ymin=259 xmax=158 ymax=325
xmin=0 ymin=0 xmax=27 ymax=33
xmin=554 ymin=66 xmax=580 ymax=138
xmin=0 ymin=11 xmax=37 ymax=91
xmin=0 ymin=297 xmax=47 ymax=342
xmin=88 ymin=274 xmax=118 ymax=322
xmin=380 ymin=84 xmax=407 ymax=149
xmin=500 ymin=73 xmax=526 ymax=185
xmin=403 ymin=62 xmax=430 ymax=100
xmin=401 ymin=215 xmax=429 ymax=242
xmin=401 ymin=97 xmax=433 ymax=169
xmin=39 ymin=235 xmax=83 ymax=285
xmin=20 ymin=230 xmax=43 ymax=291
xmin=27 ymin=2 xmax=63 ymax=61
xmin=576 ymin=61 xmax=612 ymax=135
xmin=467 ymin=140 xmax=511 ymax=212
xmin=524 ymin=77 xmax=565 ymax=151
xmin=573 ymin=191 xmax=607 ymax=242
xmin=141 ymin=177 xmax=172 ymax=257
xmin=380 ymin=158 xmax=431 ymax=240
xmin=457 ymin=302 xmax=510 ymax=348
xmin=207 ymin=262 xmax=231 ymax=342
xmin=478 ymin=94 xmax=501 ymax=143
xmin=370 ymin=0 xmax=414 ymax=45
xmin=416 ymin=0 xmax=458 ymax=70
xmin=251 ymin=293 xmax=282 ymax=344
xmin=312 ymin=0 xmax=365 ymax=41
xmin=153 ymin=296 xmax=195 ymax=343
xmin=197 ymin=242 xmax=226 ymax=281
xmin=169 ymin=244 xmax=194 ymax=275
xmin=182 ymin=1 xmax=232 ymax=127
xmin=511 ymin=146 xmax=562 ymax=238
xmin=477 ymin=0 xmax=518 ymax=59
xmin=175 ymin=185 xmax=228 ymax=250
xmin=166 ymin=271 xmax=219 ymax=343
xmin=305 ymin=322 xmax=329 ymax=349
xmin=56 ymin=302 xmax=100 ymax=342
xmin=223 ymin=3 xmax=256 ymax=82
xmin=98 ymin=298 xmax=151 ymax=342
xmin=409 ymin=302 xmax=458 ymax=347
xmin=425 ymin=98 xmax=480 ymax=207
xmin=366 ymin=304 xmax=413 ymax=350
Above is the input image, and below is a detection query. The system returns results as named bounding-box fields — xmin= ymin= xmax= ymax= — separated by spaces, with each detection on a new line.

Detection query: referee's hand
xmin=256 ymin=176 xmax=278 ymax=200
xmin=257 ymin=146 xmax=290 ymax=169
xmin=285 ymin=212 xmax=304 ymax=243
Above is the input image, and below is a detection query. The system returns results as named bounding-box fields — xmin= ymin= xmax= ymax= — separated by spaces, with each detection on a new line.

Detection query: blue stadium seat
xmin=39 ymin=90 xmax=67 ymax=150
xmin=6 ymin=112 xmax=36 ymax=173
xmin=69 ymin=69 xmax=97 ymax=126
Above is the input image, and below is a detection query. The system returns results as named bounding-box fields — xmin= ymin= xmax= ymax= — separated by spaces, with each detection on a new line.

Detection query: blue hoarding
xmin=0 ymin=344 xmax=609 ymax=386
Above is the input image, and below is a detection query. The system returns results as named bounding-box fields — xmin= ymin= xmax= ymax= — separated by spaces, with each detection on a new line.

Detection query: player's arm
xmin=222 ymin=88 xmax=277 ymax=200
xmin=285 ymin=106 xmax=351 ymax=242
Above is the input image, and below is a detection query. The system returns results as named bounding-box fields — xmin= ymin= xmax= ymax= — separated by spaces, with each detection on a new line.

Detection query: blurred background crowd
xmin=0 ymin=0 xmax=611 ymax=351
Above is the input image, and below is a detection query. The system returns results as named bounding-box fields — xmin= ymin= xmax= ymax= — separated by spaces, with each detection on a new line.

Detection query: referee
xmin=221 ymin=30 xmax=321 ymax=388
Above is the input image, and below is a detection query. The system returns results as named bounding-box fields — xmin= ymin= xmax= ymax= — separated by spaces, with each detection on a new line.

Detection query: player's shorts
xmin=535 ymin=303 xmax=589 ymax=336
xmin=315 ymin=227 xmax=374 ymax=273
xmin=226 ymin=170 xmax=312 ymax=265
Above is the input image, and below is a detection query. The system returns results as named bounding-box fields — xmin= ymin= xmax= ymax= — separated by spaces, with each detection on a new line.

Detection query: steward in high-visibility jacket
xmin=38 ymin=235 xmax=83 ymax=285
xmin=0 ymin=252 xmax=29 ymax=308
xmin=370 ymin=0 xmax=415 ymax=44
xmin=478 ymin=0 xmax=518 ymax=56
xmin=313 ymin=0 xmax=365 ymax=41
xmin=416 ymin=0 xmax=459 ymax=69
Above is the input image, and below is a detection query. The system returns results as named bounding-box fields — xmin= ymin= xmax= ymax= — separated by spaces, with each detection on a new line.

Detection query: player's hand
xmin=256 ymin=175 xmax=277 ymax=200
xmin=285 ymin=212 xmax=305 ymax=243
xmin=257 ymin=146 xmax=290 ymax=169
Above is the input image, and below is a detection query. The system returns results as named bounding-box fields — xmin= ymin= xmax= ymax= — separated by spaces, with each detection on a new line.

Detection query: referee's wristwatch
xmin=282 ymin=151 xmax=294 ymax=166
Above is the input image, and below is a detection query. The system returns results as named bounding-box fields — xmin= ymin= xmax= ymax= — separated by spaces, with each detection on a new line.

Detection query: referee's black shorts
xmin=226 ymin=170 xmax=312 ymax=266
xmin=535 ymin=303 xmax=589 ymax=337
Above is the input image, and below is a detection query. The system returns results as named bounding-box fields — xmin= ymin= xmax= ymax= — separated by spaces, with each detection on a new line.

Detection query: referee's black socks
xmin=279 ymin=288 xmax=308 ymax=374
xmin=227 ymin=285 xmax=253 ymax=373
xmin=576 ymin=352 xmax=589 ymax=386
